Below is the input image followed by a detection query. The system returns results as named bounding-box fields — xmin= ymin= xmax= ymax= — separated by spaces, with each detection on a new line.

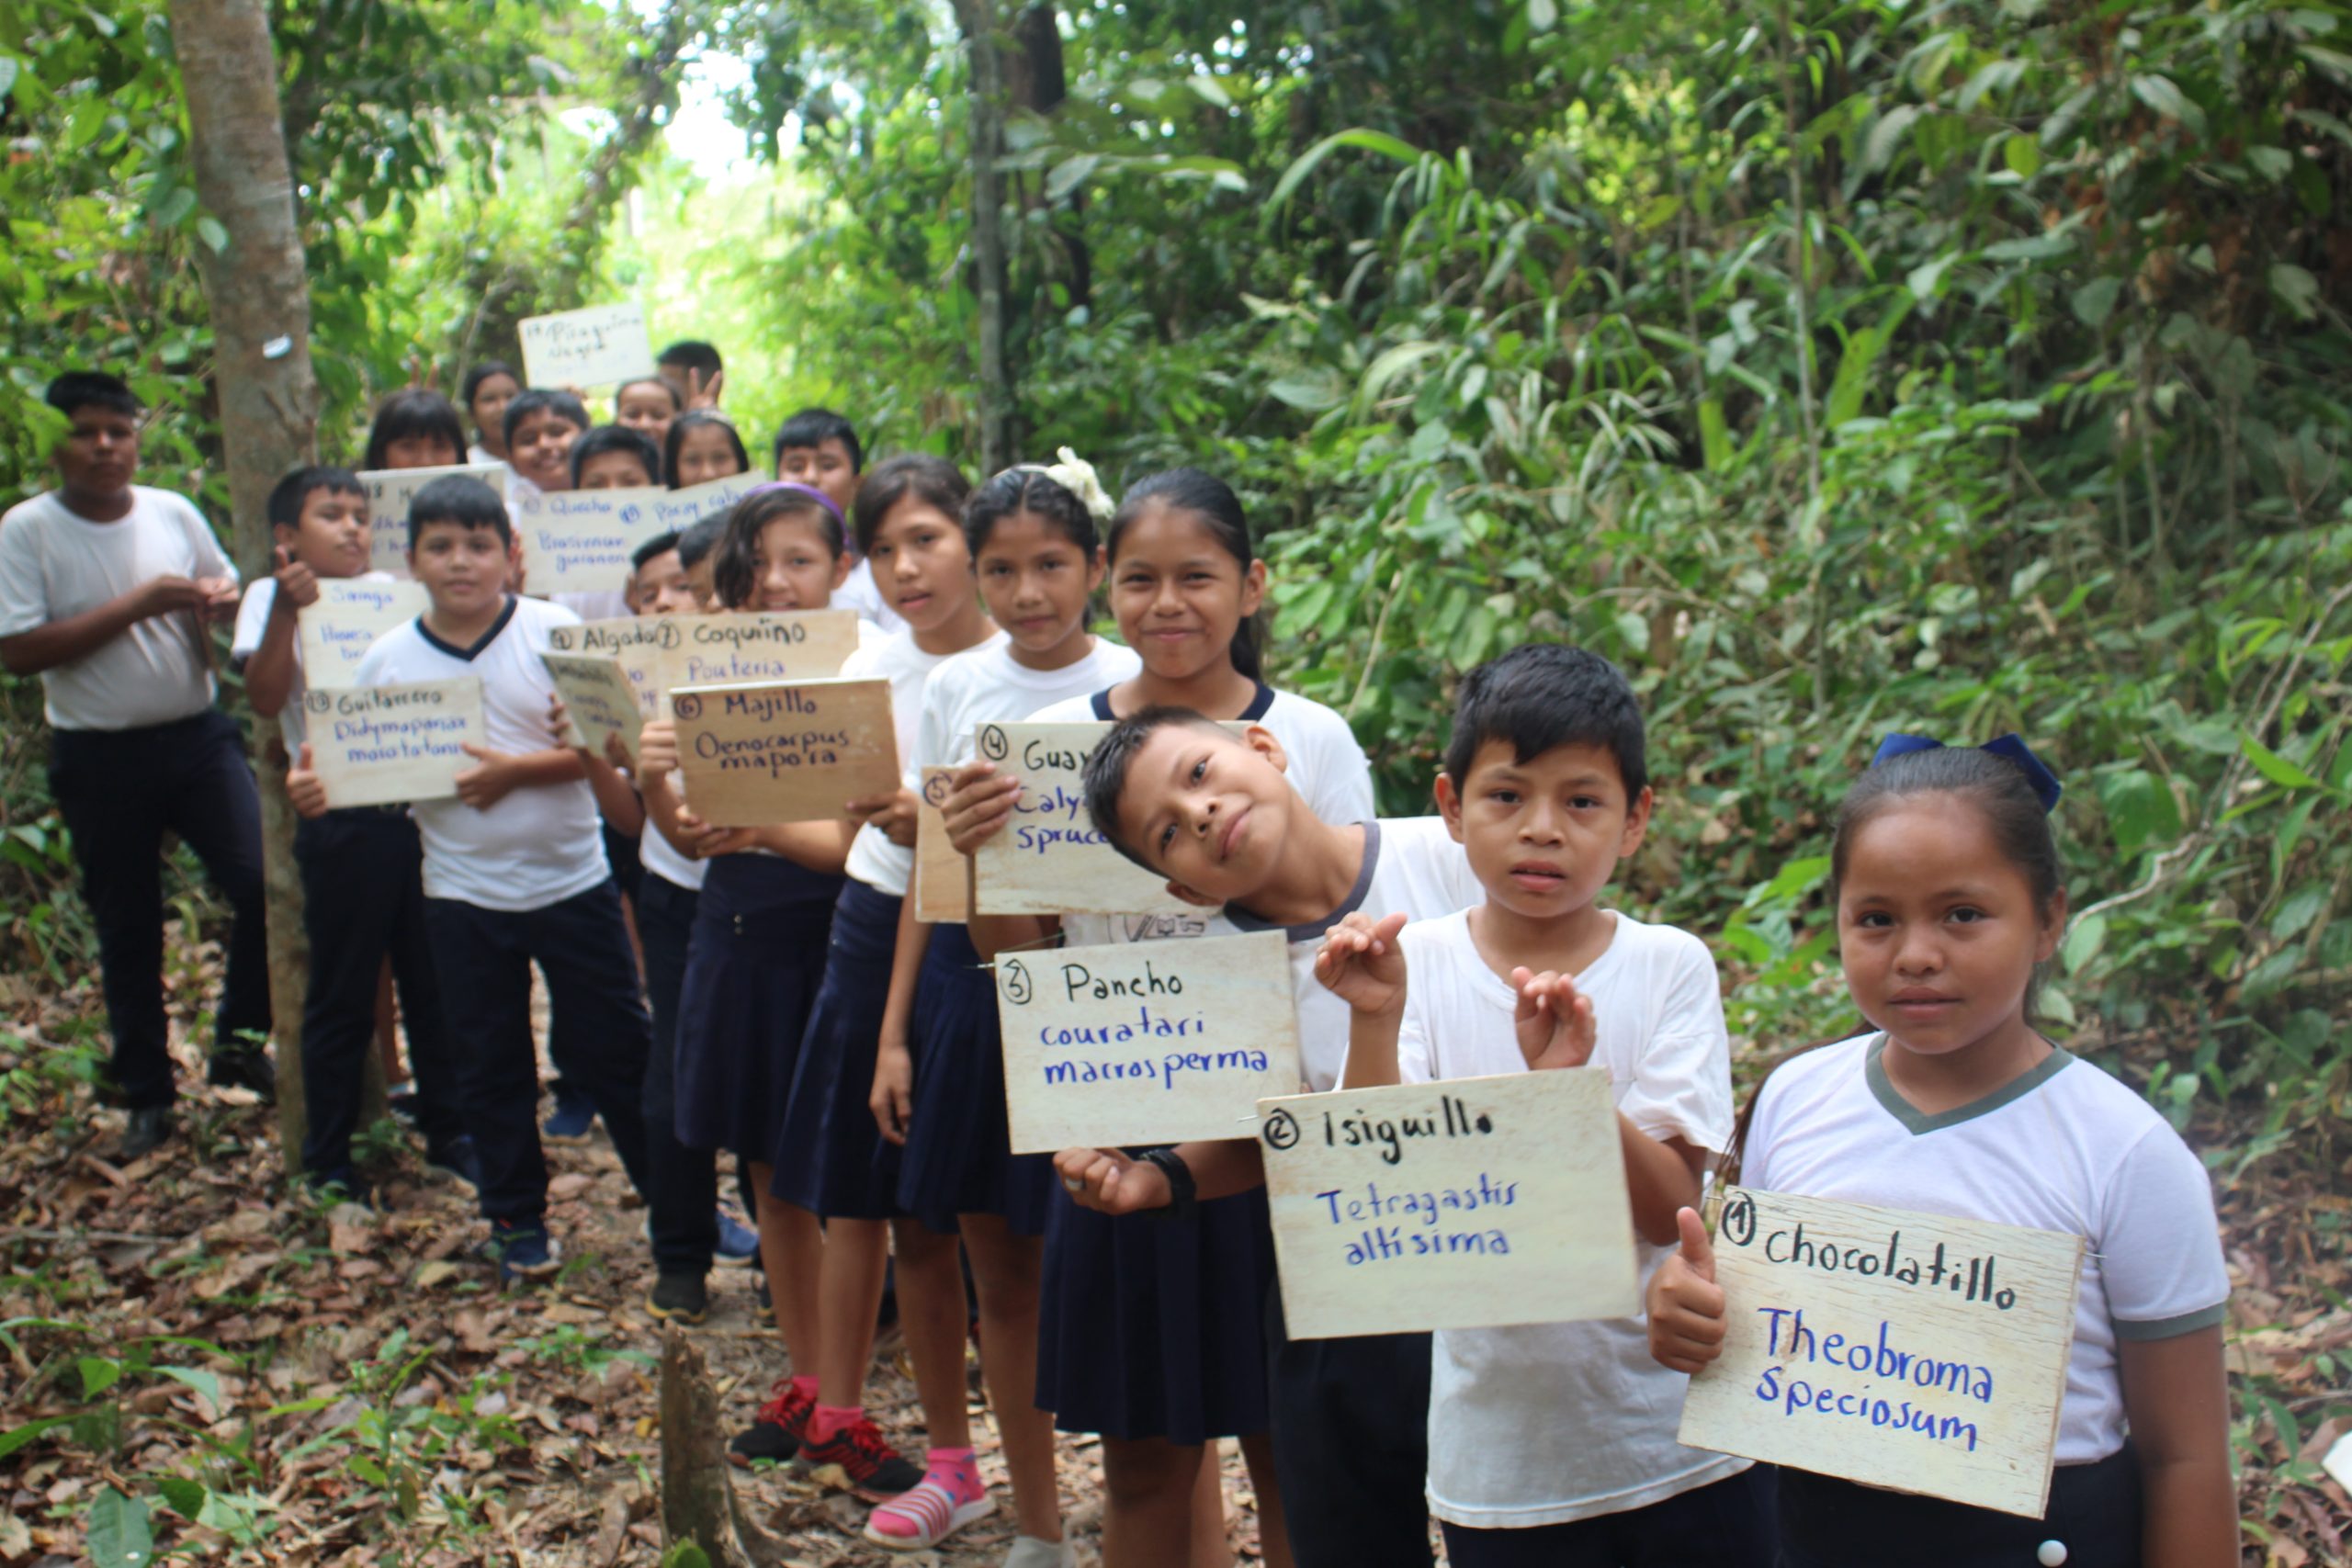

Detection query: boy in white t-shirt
xmin=0 ymin=371 xmax=271 ymax=1161
xmin=1317 ymin=643 xmax=1764 ymax=1567
xmin=290 ymin=476 xmax=654 ymax=1282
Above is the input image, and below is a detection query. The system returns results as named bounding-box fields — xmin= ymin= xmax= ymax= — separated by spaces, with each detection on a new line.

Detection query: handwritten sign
xmin=518 ymin=302 xmax=655 ymax=389
xmin=914 ymin=767 xmax=972 ymax=923
xmin=358 ymin=464 xmax=507 ymax=577
xmin=650 ymin=470 xmax=768 ymax=533
xmin=670 ymin=678 xmax=899 ymax=826
xmin=513 ymin=487 xmax=669 ymax=596
xmin=543 ymin=651 xmax=644 ymax=768
xmin=295 ymin=579 xmax=426 ymax=688
xmin=995 ymin=930 xmax=1301 ymax=1153
xmin=1258 ymin=1070 xmax=1636 ymax=1339
xmin=303 ymin=678 xmax=483 ymax=808
xmin=970 ymin=722 xmax=1197 ymax=916
xmin=1677 ymin=1187 xmax=2085 ymax=1518
xmin=546 ymin=610 xmax=862 ymax=720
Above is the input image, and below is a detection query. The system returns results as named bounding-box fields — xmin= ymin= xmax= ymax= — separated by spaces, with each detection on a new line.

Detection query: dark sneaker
xmin=647 ymin=1272 xmax=709 ymax=1325
xmin=799 ymin=1415 xmax=925 ymax=1501
xmin=729 ymin=1378 xmax=813 ymax=1467
xmin=715 ymin=1209 xmax=758 ymax=1268
xmin=541 ymin=1085 xmax=596 ymax=1145
xmin=119 ymin=1105 xmax=175 ymax=1162
xmin=207 ymin=1050 xmax=276 ymax=1102
xmin=484 ymin=1221 xmax=561 ymax=1285
xmin=424 ymin=1134 xmax=481 ymax=1189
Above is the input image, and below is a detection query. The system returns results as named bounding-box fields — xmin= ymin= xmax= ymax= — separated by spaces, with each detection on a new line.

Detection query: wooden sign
xmin=1677 ymin=1186 xmax=2085 ymax=1518
xmin=546 ymin=610 xmax=861 ymax=720
xmin=518 ymin=302 xmax=655 ymax=389
xmin=970 ymin=722 xmax=1197 ymax=916
xmin=295 ymin=579 xmax=426 ymax=689
xmin=1258 ymin=1069 xmax=1637 ymax=1340
xmin=644 ymin=470 xmax=769 ymax=534
xmin=302 ymin=678 xmax=483 ymax=808
xmin=543 ymin=651 xmax=644 ymax=768
xmin=996 ymin=930 xmax=1302 ymax=1153
xmin=359 ymin=464 xmax=506 ymax=577
xmin=914 ymin=766 xmax=972 ymax=923
xmin=670 ymin=678 xmax=899 ymax=826
xmin=513 ymin=486 xmax=669 ymax=596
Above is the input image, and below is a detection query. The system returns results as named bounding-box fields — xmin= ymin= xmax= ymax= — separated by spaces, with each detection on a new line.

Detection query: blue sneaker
xmin=424 ymin=1134 xmax=481 ymax=1189
xmin=541 ymin=1085 xmax=597 ymax=1145
xmin=715 ymin=1209 xmax=759 ymax=1268
xmin=484 ymin=1221 xmax=561 ymax=1285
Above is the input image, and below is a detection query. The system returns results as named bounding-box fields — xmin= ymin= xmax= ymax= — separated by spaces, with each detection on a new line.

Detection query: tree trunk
xmin=956 ymin=0 xmax=1018 ymax=471
xmin=659 ymin=1330 xmax=783 ymax=1567
xmin=168 ymin=0 xmax=322 ymax=1168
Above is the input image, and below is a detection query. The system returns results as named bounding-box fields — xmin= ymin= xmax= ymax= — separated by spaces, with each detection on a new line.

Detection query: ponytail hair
xmin=710 ymin=486 xmax=845 ymax=610
xmin=964 ymin=466 xmax=1101 ymax=558
xmin=1108 ymin=468 xmax=1264 ymax=682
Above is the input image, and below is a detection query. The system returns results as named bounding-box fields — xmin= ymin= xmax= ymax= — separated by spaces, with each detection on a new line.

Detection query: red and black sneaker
xmin=798 ymin=1414 xmax=925 ymax=1501
xmin=728 ymin=1378 xmax=813 ymax=1467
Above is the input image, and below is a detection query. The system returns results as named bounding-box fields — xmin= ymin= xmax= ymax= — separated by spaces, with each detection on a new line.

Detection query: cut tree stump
xmin=659 ymin=1327 xmax=783 ymax=1567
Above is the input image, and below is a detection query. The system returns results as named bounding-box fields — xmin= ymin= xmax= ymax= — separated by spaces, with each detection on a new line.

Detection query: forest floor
xmin=0 ymin=937 xmax=2346 ymax=1566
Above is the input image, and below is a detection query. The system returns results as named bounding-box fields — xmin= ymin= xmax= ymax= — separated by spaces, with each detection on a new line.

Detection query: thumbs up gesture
xmin=272 ymin=544 xmax=321 ymax=611
xmin=1646 ymin=1206 xmax=1729 ymax=1375
xmin=285 ymin=742 xmax=330 ymax=818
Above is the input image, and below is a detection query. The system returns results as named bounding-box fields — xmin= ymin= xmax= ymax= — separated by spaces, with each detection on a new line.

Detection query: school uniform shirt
xmin=466 ymin=445 xmax=501 ymax=468
xmin=353 ymin=594 xmax=607 ymax=912
xmin=1388 ymin=908 xmax=1747 ymax=1528
xmin=839 ymin=626 xmax=1007 ymax=896
xmin=0 ymin=487 xmax=234 ymax=730
xmin=832 ymin=557 xmax=905 ymax=635
xmin=639 ymin=811 xmax=708 ymax=892
xmin=231 ymin=572 xmax=401 ymax=749
xmin=916 ymin=636 xmax=1144 ymax=771
xmin=1746 ymin=1033 xmax=2230 ymax=1465
xmin=552 ymin=590 xmax=630 ymax=622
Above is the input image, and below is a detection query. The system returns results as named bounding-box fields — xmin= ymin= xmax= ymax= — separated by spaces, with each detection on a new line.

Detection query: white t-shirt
xmin=0 ymin=487 xmax=234 ymax=730
xmin=916 ymin=636 xmax=1145 ymax=772
xmin=1391 ymin=908 xmax=1747 ymax=1528
xmin=231 ymin=571 xmax=401 ymax=748
xmin=840 ymin=626 xmax=1006 ymax=895
xmin=354 ymin=594 xmax=607 ymax=911
xmin=1745 ymin=1034 xmax=2230 ymax=1464
xmin=467 ymin=445 xmax=501 ymax=468
xmin=832 ymin=557 xmax=905 ymax=634
xmin=639 ymin=808 xmax=708 ymax=892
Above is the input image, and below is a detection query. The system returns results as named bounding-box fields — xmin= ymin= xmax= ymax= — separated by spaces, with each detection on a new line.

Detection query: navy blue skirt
xmin=673 ymin=854 xmax=841 ymax=1162
xmin=1035 ymin=1186 xmax=1277 ymax=1444
xmin=770 ymin=879 xmax=907 ymax=1219
xmin=897 ymin=924 xmax=1057 ymax=1236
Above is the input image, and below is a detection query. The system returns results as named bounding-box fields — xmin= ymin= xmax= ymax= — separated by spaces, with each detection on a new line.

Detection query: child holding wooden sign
xmin=774 ymin=408 xmax=899 ymax=632
xmin=1316 ymin=643 xmax=1762 ymax=1567
xmin=1646 ymin=739 xmax=2232 ymax=1568
xmin=236 ymin=466 xmax=469 ymax=1194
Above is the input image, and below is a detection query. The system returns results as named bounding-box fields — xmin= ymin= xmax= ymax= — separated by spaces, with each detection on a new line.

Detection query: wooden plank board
xmin=1677 ymin=1186 xmax=2085 ymax=1518
xmin=302 ymin=677 xmax=483 ymax=808
xmin=295 ymin=579 xmax=426 ymax=689
xmin=512 ymin=486 xmax=670 ymax=596
xmin=518 ymin=302 xmax=655 ymax=389
xmin=969 ymin=721 xmax=1197 ymax=916
xmin=357 ymin=464 xmax=506 ymax=577
xmin=543 ymin=651 xmax=644 ymax=769
xmin=995 ymin=930 xmax=1303 ymax=1153
xmin=914 ymin=766 xmax=972 ymax=923
xmin=544 ymin=610 xmax=861 ymax=723
xmin=670 ymin=677 xmax=899 ymax=826
xmin=1259 ymin=1069 xmax=1638 ymax=1339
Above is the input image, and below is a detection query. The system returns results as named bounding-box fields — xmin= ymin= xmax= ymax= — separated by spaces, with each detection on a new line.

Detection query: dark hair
xmin=460 ymin=360 xmax=518 ymax=411
xmin=657 ymin=340 xmax=723 ymax=380
xmin=616 ymin=377 xmax=683 ymax=418
xmin=772 ymin=407 xmax=863 ymax=473
xmin=631 ymin=530 xmax=683 ymax=571
xmin=711 ymin=489 xmax=845 ymax=608
xmin=46 ymin=370 xmax=142 ymax=421
xmin=964 ymin=466 xmax=1100 ymax=558
xmin=1108 ymin=468 xmax=1263 ymax=681
xmin=663 ymin=411 xmax=749 ymax=489
xmin=1442 ymin=643 xmax=1648 ymax=801
xmin=363 ymin=390 xmax=468 ymax=471
xmin=502 ymin=388 xmax=589 ymax=451
xmin=1083 ymin=705 xmax=1236 ymax=868
xmin=406 ymin=475 xmax=511 ymax=550
xmin=853 ymin=455 xmax=971 ymax=555
xmin=676 ymin=514 xmax=726 ymax=571
xmin=266 ymin=465 xmax=364 ymax=531
xmin=569 ymin=423 xmax=662 ymax=488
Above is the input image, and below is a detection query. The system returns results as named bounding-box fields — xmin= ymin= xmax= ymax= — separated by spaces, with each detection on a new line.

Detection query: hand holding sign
xmin=940 ymin=759 xmax=1022 ymax=856
xmin=1052 ymin=1146 xmax=1172 ymax=1216
xmin=1511 ymin=968 xmax=1597 ymax=1071
xmin=1647 ymin=1207 xmax=1728 ymax=1375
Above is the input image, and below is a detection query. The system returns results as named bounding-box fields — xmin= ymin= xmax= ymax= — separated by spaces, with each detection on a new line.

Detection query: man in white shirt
xmin=0 ymin=371 xmax=274 ymax=1159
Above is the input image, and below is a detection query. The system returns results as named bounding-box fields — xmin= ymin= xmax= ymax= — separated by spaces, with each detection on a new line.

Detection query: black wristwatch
xmin=1136 ymin=1145 xmax=1197 ymax=1222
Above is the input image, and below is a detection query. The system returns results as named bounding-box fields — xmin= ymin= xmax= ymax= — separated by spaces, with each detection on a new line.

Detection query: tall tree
xmin=168 ymin=0 xmax=323 ymax=1166
xmin=956 ymin=0 xmax=1017 ymax=471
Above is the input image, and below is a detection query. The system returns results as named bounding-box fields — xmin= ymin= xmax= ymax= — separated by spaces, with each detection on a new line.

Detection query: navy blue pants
xmin=639 ymin=873 xmax=718 ymax=1274
xmin=295 ymin=807 xmax=460 ymax=1176
xmin=1776 ymin=1450 xmax=2138 ymax=1568
xmin=423 ymin=880 xmax=651 ymax=1225
xmin=1437 ymin=1469 xmax=1770 ymax=1568
xmin=49 ymin=708 xmax=269 ymax=1109
xmin=1267 ymin=1288 xmax=1435 ymax=1568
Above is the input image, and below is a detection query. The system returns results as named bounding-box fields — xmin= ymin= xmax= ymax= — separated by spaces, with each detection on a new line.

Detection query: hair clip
xmin=1871 ymin=732 xmax=2064 ymax=814
xmin=741 ymin=479 xmax=843 ymax=523
xmin=1006 ymin=447 xmax=1115 ymax=522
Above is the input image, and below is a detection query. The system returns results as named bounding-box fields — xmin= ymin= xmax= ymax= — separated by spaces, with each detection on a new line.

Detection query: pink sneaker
xmin=863 ymin=1450 xmax=994 ymax=1550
